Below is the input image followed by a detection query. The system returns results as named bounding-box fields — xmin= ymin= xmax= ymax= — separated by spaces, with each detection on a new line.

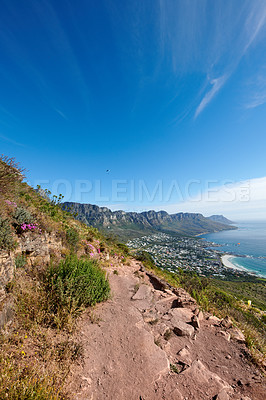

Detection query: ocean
xmin=201 ymin=221 xmax=266 ymax=278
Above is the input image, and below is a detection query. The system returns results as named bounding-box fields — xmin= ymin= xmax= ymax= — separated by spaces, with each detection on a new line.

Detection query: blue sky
xmin=1 ymin=0 xmax=266 ymax=219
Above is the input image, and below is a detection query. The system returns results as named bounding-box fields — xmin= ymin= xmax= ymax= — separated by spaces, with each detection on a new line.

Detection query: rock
xmin=177 ymin=347 xmax=192 ymax=366
xmin=230 ymin=327 xmax=245 ymax=343
xmin=225 ymin=354 xmax=231 ymax=360
xmin=157 ymin=323 xmax=169 ymax=336
xmin=141 ymin=329 xmax=170 ymax=377
xmin=165 ymin=289 xmax=174 ymax=295
xmin=169 ymin=308 xmax=194 ymax=323
xmin=183 ymin=360 xmax=231 ymax=394
xmin=172 ymin=287 xmax=197 ymax=308
xmin=191 ymin=315 xmax=200 ymax=329
xmin=213 ymin=389 xmax=230 ymax=400
xmin=172 ymin=319 xmax=194 ymax=337
xmin=155 ymin=295 xmax=178 ymax=313
xmin=142 ymin=311 xmax=158 ymax=324
xmin=217 ymin=331 xmax=230 ymax=342
xmin=145 ymin=271 xmax=167 ymax=291
xmin=163 ymin=341 xmax=171 ymax=353
xmin=198 ymin=311 xmax=204 ymax=321
xmin=207 ymin=315 xmax=221 ymax=324
xmin=132 ymin=285 xmax=152 ymax=301
xmin=220 ymin=316 xmax=233 ymax=329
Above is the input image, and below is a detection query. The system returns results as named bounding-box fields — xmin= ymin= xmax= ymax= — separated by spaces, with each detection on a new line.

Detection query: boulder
xmin=182 ymin=360 xmax=231 ymax=394
xmin=217 ymin=330 xmax=230 ymax=342
xmin=132 ymin=285 xmax=152 ymax=301
xmin=172 ymin=287 xmax=197 ymax=308
xmin=230 ymin=327 xmax=245 ymax=343
xmin=172 ymin=319 xmax=194 ymax=337
xmin=177 ymin=347 xmax=192 ymax=366
xmin=207 ymin=315 xmax=221 ymax=324
xmin=169 ymin=308 xmax=194 ymax=323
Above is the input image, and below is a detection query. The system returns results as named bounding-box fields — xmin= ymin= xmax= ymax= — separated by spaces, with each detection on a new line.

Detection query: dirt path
xmin=66 ymin=261 xmax=265 ymax=400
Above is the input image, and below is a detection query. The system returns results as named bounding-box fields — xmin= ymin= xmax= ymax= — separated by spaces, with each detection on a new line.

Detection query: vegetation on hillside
xmin=0 ymin=155 xmax=126 ymax=399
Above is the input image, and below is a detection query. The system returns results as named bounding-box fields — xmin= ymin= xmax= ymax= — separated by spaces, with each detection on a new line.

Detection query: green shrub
xmin=116 ymin=243 xmax=129 ymax=255
xmin=45 ymin=256 xmax=110 ymax=327
xmin=66 ymin=227 xmax=79 ymax=249
xmin=0 ymin=217 xmax=15 ymax=250
xmin=13 ymin=207 xmax=34 ymax=225
xmin=15 ymin=254 xmax=27 ymax=268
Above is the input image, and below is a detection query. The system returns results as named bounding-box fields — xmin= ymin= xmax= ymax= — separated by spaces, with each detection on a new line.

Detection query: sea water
xmin=201 ymin=221 xmax=266 ymax=278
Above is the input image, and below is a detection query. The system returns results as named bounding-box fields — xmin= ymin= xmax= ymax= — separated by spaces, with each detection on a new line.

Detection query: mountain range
xmin=62 ymin=202 xmax=236 ymax=240
xmin=207 ymin=215 xmax=234 ymax=225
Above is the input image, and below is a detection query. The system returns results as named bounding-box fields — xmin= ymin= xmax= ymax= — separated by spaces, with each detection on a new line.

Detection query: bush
xmin=116 ymin=243 xmax=130 ymax=255
xmin=45 ymin=256 xmax=110 ymax=327
xmin=0 ymin=155 xmax=25 ymax=199
xmin=13 ymin=206 xmax=34 ymax=226
xmin=0 ymin=217 xmax=15 ymax=250
xmin=66 ymin=227 xmax=79 ymax=250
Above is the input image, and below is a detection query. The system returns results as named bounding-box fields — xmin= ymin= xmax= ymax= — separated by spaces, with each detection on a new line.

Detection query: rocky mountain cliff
xmin=62 ymin=202 xmax=236 ymax=240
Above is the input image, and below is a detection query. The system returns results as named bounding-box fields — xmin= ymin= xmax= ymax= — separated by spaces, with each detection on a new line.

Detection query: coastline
xmin=221 ymin=254 xmax=249 ymax=273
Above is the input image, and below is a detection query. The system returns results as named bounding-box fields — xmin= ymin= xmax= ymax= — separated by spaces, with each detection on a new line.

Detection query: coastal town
xmin=127 ymin=233 xmax=252 ymax=279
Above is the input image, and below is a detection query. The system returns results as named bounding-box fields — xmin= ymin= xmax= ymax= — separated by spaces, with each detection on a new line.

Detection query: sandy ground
xmin=221 ymin=254 xmax=246 ymax=271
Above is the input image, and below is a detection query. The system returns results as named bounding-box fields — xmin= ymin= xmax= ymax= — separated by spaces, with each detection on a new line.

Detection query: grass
xmin=1 ymin=254 xmax=110 ymax=398
xmin=0 ymin=358 xmax=62 ymax=400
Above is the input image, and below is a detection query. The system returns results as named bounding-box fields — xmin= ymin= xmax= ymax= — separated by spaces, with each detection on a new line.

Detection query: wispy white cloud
xmin=54 ymin=108 xmax=68 ymax=120
xmin=193 ymin=1 xmax=266 ymax=117
xmin=0 ymin=133 xmax=25 ymax=147
xmin=245 ymin=67 xmax=266 ymax=109
xmin=157 ymin=0 xmax=266 ymax=118
xmin=194 ymin=75 xmax=228 ymax=118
